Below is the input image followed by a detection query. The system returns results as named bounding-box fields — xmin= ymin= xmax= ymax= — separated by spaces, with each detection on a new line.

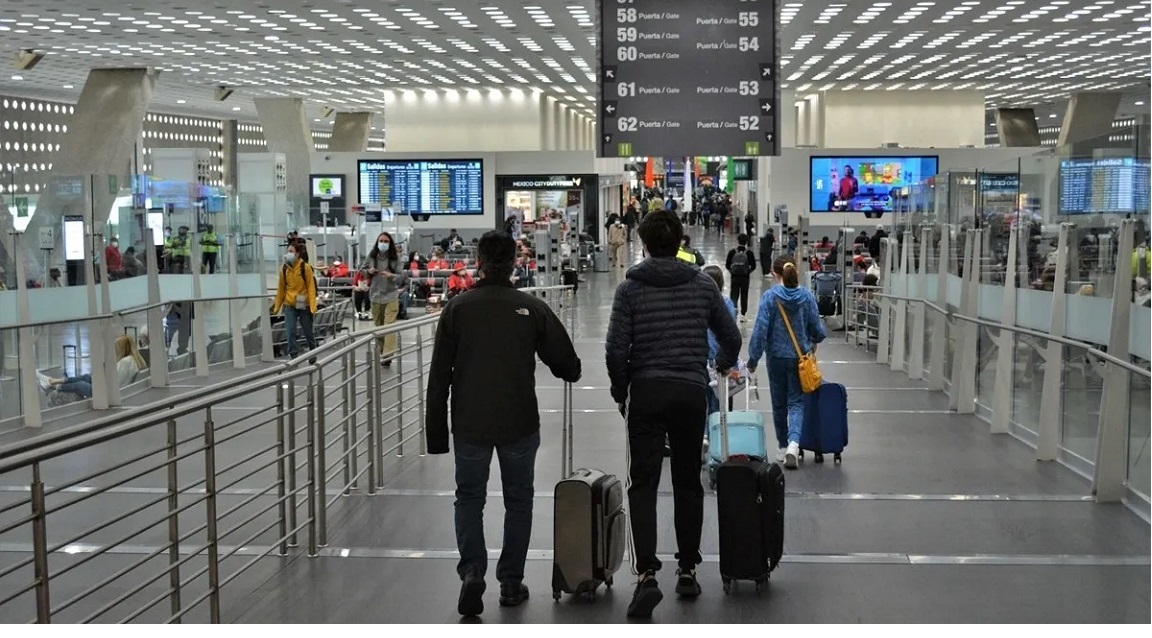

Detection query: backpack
xmin=730 ymin=249 xmax=750 ymax=277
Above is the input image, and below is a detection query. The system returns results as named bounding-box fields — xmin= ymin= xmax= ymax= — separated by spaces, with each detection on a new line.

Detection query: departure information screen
xmin=357 ymin=159 xmax=484 ymax=215
xmin=1059 ymin=157 xmax=1150 ymax=215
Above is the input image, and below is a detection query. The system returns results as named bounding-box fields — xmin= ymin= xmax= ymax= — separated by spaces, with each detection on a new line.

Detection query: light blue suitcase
xmin=707 ymin=376 xmax=768 ymax=489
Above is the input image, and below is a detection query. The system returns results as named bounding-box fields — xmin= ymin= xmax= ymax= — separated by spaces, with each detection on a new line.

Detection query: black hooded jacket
xmin=605 ymin=257 xmax=742 ymax=404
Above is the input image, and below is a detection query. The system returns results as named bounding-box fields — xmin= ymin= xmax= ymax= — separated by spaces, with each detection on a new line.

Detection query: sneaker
xmin=775 ymin=448 xmax=787 ymax=464
xmin=458 ymin=568 xmax=486 ymax=617
xmin=674 ymin=569 xmax=701 ymax=598
xmin=626 ymin=572 xmax=663 ymax=619
xmin=498 ymin=582 xmax=530 ymax=607
xmin=785 ymin=442 xmax=800 ymax=470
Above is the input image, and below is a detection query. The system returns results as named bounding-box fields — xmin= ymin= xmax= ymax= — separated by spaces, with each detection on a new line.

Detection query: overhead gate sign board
xmin=597 ymin=0 xmax=781 ymax=158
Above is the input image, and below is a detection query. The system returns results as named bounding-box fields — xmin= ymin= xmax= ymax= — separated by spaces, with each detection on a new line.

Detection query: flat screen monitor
xmin=63 ymin=217 xmax=85 ymax=260
xmin=357 ymin=159 xmax=484 ymax=215
xmin=810 ymin=156 xmax=939 ymax=214
xmin=1058 ymin=157 xmax=1150 ymax=215
xmin=311 ymin=175 xmax=344 ymax=198
xmin=147 ymin=212 xmax=165 ymax=247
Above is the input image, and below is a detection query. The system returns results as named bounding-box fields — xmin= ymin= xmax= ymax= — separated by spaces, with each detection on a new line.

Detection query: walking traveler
xmin=760 ymin=227 xmax=776 ymax=275
xmin=725 ymin=234 xmax=757 ymax=320
xmin=271 ymin=242 xmax=318 ymax=360
xmin=605 ymin=210 xmax=742 ymax=618
xmin=361 ymin=232 xmax=406 ymax=367
xmin=746 ymin=256 xmax=827 ymax=469
xmin=425 ymin=230 xmax=582 ymax=618
xmin=607 ymin=219 xmax=627 ymax=269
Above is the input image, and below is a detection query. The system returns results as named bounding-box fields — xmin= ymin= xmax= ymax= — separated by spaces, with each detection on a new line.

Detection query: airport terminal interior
xmin=0 ymin=0 xmax=1149 ymax=625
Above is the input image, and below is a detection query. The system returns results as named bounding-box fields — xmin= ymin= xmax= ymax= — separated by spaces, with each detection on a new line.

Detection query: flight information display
xmin=1059 ymin=157 xmax=1150 ymax=215
xmin=357 ymin=159 xmax=484 ymax=215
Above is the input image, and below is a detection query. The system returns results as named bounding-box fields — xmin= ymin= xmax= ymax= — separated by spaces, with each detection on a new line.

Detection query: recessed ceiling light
xmin=232 ymin=106 xmax=241 ymax=111
xmin=177 ymin=99 xmax=186 ymax=104
xmin=11 ymin=75 xmax=23 ymax=81
xmin=63 ymin=84 xmax=74 ymax=89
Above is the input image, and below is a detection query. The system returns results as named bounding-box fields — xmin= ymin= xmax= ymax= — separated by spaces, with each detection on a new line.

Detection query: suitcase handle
xmin=560 ymin=381 xmax=574 ymax=478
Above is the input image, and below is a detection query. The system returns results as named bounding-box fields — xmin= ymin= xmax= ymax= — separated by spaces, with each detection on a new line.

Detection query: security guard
xmin=169 ymin=226 xmax=191 ymax=274
xmin=200 ymin=224 xmax=221 ymax=274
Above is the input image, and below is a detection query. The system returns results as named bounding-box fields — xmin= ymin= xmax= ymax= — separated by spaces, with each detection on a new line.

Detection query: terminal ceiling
xmin=0 ymin=0 xmax=1147 ymax=128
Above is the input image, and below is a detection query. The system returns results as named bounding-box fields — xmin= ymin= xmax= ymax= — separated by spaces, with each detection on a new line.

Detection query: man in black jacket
xmin=605 ymin=210 xmax=742 ymax=618
xmin=725 ymin=233 xmax=758 ymax=320
xmin=426 ymin=230 xmax=582 ymax=618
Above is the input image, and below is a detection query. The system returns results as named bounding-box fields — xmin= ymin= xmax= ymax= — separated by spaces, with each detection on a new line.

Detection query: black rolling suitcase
xmin=714 ymin=377 xmax=785 ymax=594
xmin=552 ymin=383 xmax=626 ymax=600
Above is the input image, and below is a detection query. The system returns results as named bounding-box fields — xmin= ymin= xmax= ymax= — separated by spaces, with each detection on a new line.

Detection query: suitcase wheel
xmin=721 ymin=578 xmax=733 ymax=595
xmin=754 ymin=577 xmax=768 ymax=594
xmin=814 ymin=453 xmax=824 ymax=464
xmin=605 ymin=576 xmax=613 ymax=589
xmin=553 ymin=591 xmax=561 ymax=602
xmin=834 ymin=453 xmax=842 ymax=464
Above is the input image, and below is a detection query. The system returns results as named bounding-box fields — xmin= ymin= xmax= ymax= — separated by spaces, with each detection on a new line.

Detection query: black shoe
xmin=458 ymin=569 xmax=486 ymax=617
xmin=381 ymin=358 xmax=392 ymax=368
xmin=626 ymin=572 xmax=663 ymax=619
xmin=674 ymin=569 xmax=701 ymax=598
xmin=498 ymin=582 xmax=530 ymax=607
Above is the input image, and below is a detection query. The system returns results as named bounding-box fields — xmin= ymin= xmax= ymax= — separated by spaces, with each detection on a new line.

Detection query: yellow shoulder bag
xmin=777 ymin=301 xmax=822 ymax=393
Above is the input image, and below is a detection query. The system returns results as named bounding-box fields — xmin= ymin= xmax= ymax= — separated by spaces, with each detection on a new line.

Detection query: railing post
xmin=415 ymin=326 xmax=428 ymax=456
xmin=286 ymin=380 xmax=299 ymax=547
xmin=374 ymin=340 xmax=386 ymax=483
xmin=202 ymin=406 xmax=222 ymax=623
xmin=876 ymin=237 xmax=896 ymax=365
xmin=955 ymin=229 xmax=981 ymax=414
xmin=890 ymin=231 xmax=911 ymax=373
xmin=990 ymin=224 xmax=1020 ymax=435
xmin=275 ymin=384 xmax=289 ymax=556
xmin=927 ymin=226 xmax=950 ymax=391
xmin=316 ymin=371 xmax=328 ymax=547
xmin=396 ymin=336 xmax=406 ymax=458
xmin=30 ymin=464 xmax=51 ymax=624
xmin=365 ymin=342 xmax=379 ymax=495
xmin=949 ymin=230 xmax=976 ymax=411
xmin=343 ymin=349 xmax=356 ymax=492
xmin=305 ymin=376 xmax=319 ymax=556
xmin=166 ymin=418 xmax=184 ymax=620
xmin=908 ymin=227 xmax=930 ymax=380
xmin=1094 ymin=218 xmax=1136 ymax=502
xmin=1037 ymin=223 xmax=1073 ymax=461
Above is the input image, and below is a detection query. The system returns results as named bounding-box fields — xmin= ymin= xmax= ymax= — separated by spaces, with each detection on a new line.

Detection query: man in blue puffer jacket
xmin=747 ymin=257 xmax=827 ymax=469
xmin=605 ymin=210 xmax=741 ymax=618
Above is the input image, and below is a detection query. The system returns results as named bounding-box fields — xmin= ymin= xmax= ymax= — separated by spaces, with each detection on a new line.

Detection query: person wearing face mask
xmin=200 ymin=224 xmax=220 ymax=274
xmin=272 ymin=243 xmax=318 ymax=360
xmin=361 ymin=232 xmax=407 ymax=368
xmin=446 ymin=262 xmax=474 ymax=299
xmin=104 ymin=236 xmax=124 ymax=280
xmin=607 ymin=218 xmax=628 ymax=270
xmin=326 ymin=255 xmax=350 ymax=279
xmin=168 ymin=227 xmax=191 ymax=274
xmin=122 ymin=247 xmax=144 ymax=278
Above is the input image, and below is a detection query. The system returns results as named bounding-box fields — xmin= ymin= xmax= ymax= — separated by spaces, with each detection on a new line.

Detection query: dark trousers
xmin=353 ymin=290 xmax=370 ymax=313
xmin=730 ymin=276 xmax=751 ymax=316
xmin=761 ymin=249 xmax=774 ymax=272
xmin=282 ymin=306 xmax=316 ymax=357
xmin=626 ymin=379 xmax=707 ymax=574
xmin=202 ymin=252 xmax=217 ymax=274
xmin=454 ymin=431 xmax=540 ymax=585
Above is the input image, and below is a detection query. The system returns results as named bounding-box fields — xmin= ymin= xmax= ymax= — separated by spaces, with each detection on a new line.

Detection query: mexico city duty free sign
xmin=598 ymin=0 xmax=780 ymax=158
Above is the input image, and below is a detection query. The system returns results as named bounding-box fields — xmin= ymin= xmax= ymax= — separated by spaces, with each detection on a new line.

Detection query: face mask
xmin=285 ymin=253 xmax=297 ymax=264
xmin=334 ymin=260 xmax=341 ymax=266
xmin=378 ymin=242 xmax=390 ymax=252
xmin=110 ymin=242 xmax=118 ymax=248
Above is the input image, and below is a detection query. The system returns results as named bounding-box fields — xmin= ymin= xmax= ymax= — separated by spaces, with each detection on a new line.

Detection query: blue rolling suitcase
xmin=707 ymin=376 xmax=767 ymax=489
xmin=799 ymin=382 xmax=849 ymax=463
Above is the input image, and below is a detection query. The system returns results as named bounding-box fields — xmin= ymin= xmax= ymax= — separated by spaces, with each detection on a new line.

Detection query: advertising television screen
xmin=63 ymin=217 xmax=85 ymax=260
xmin=1059 ymin=157 xmax=1150 ymax=215
xmin=357 ymin=159 xmax=484 ymax=215
xmin=810 ymin=156 xmax=939 ymax=217
xmin=311 ymin=175 xmax=344 ymax=198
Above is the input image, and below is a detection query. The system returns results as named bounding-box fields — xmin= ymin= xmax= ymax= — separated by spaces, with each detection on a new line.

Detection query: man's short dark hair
xmin=638 ymin=210 xmax=683 ymax=257
xmin=477 ymin=230 xmax=516 ymax=281
xmin=737 ymin=233 xmax=748 ymax=246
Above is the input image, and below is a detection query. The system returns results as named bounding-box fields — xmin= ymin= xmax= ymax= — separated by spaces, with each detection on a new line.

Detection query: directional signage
xmin=598 ymin=0 xmax=780 ymax=158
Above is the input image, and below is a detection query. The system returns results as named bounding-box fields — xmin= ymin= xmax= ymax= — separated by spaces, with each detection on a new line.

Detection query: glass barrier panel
xmin=114 ymin=308 xmax=152 ymax=394
xmin=0 ymin=327 xmax=23 ymax=422
xmin=1128 ymin=357 xmax=1151 ymax=500
xmin=1060 ymin=341 xmax=1103 ymax=463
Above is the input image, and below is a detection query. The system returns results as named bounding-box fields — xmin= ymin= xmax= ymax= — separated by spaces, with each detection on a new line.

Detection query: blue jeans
xmin=59 ymin=374 xmax=93 ymax=398
xmin=454 ymin=431 xmax=540 ymax=585
xmin=767 ymin=357 xmax=804 ymax=448
xmin=282 ymin=306 xmax=316 ymax=358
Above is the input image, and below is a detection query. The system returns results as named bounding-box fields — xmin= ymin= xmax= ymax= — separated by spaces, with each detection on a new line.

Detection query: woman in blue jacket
xmin=746 ymin=256 xmax=826 ymax=469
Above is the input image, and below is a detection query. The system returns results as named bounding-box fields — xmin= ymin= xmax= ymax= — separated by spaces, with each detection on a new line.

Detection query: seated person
xmin=325 ymin=256 xmax=350 ymax=279
xmin=446 ymin=262 xmax=474 ymax=299
xmin=852 ymin=260 xmax=868 ymax=284
xmin=426 ymin=248 xmax=451 ymax=272
xmin=121 ymin=247 xmax=145 ymax=277
xmin=38 ymin=335 xmax=148 ymax=398
xmin=854 ymin=273 xmax=881 ymax=333
xmin=852 ymin=247 xmax=866 ymax=268
xmin=407 ymin=250 xmax=427 ymax=272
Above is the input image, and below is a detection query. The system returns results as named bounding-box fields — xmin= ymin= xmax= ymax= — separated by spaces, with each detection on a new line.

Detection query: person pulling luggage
xmin=605 ymin=210 xmax=742 ymax=618
xmin=425 ymin=231 xmax=582 ymax=618
xmin=746 ymin=256 xmax=826 ymax=469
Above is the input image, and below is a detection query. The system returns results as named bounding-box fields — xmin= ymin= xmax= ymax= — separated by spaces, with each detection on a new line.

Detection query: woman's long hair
xmin=368 ymin=232 xmax=398 ymax=262
xmin=114 ymin=334 xmax=148 ymax=371
xmin=772 ymin=255 xmax=800 ymax=288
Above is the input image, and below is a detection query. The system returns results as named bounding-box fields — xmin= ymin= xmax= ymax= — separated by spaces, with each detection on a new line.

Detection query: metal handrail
xmin=0 ymin=294 xmax=273 ymax=331
xmin=875 ymin=292 xmax=1151 ymax=379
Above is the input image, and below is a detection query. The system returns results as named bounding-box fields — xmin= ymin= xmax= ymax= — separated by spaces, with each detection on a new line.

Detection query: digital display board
xmin=1059 ymin=157 xmax=1150 ymax=215
xmin=311 ymin=175 xmax=344 ymax=198
xmin=357 ymin=159 xmax=484 ymax=215
xmin=810 ymin=156 xmax=939 ymax=217
xmin=598 ymin=0 xmax=780 ymax=158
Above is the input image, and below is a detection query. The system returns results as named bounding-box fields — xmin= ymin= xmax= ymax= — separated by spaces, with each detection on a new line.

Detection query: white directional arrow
xmin=606 ymin=69 xmax=616 ymax=79
xmin=604 ymin=135 xmax=612 ymax=143
xmin=761 ymin=102 xmax=772 ymax=113
xmin=761 ymin=68 xmax=772 ymax=78
xmin=606 ymin=104 xmax=616 ymax=114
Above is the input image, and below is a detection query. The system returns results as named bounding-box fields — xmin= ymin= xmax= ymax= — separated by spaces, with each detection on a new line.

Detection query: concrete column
xmin=541 ymin=97 xmax=557 ymax=151
xmin=329 ymin=112 xmax=373 ymax=152
xmin=995 ymin=108 xmax=1041 ymax=147
xmin=21 ymin=68 xmax=157 ymax=279
xmin=253 ymin=98 xmax=314 ymax=206
xmin=796 ymin=100 xmax=810 ymax=147
xmin=566 ymin=109 xmax=579 ymax=151
xmin=808 ymin=94 xmax=824 ymax=147
xmin=221 ymin=119 xmax=239 ymax=189
xmin=779 ymin=89 xmax=797 ymax=149
xmin=1058 ymin=92 xmax=1122 ymax=147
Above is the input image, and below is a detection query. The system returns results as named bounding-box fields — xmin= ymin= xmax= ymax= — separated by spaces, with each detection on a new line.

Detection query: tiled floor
xmin=0 ymin=227 xmax=1147 ymax=623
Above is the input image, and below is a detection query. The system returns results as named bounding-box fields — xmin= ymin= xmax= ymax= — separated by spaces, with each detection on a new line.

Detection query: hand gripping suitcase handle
xmin=560 ymin=381 xmax=574 ymax=478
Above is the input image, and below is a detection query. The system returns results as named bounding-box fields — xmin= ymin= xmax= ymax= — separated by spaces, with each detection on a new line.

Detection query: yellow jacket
xmin=273 ymin=261 xmax=318 ymax=314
